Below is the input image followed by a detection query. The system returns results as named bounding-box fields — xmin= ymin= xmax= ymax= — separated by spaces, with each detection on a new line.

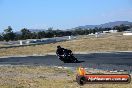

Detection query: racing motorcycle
xmin=57 ymin=50 xmax=79 ymax=63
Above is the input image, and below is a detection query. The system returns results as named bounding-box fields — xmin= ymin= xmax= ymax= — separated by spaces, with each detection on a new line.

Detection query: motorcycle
xmin=57 ymin=53 xmax=79 ymax=63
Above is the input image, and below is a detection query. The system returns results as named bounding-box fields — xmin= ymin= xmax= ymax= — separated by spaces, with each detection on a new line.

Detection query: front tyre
xmin=76 ymin=76 xmax=86 ymax=85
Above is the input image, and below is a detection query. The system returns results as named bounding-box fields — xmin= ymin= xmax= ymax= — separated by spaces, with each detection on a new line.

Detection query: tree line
xmin=0 ymin=24 xmax=131 ymax=41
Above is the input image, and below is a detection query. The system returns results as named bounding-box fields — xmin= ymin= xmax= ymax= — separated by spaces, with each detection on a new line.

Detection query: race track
xmin=0 ymin=52 xmax=132 ymax=71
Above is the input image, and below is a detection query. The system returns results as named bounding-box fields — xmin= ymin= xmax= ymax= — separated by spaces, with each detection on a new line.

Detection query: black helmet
xmin=57 ymin=45 xmax=61 ymax=49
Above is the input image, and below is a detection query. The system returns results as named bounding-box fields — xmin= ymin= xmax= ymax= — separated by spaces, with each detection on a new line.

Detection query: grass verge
xmin=0 ymin=66 xmax=131 ymax=88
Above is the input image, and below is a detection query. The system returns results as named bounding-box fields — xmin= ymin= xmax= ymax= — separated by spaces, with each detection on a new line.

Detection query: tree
xmin=45 ymin=27 xmax=54 ymax=38
xmin=37 ymin=31 xmax=46 ymax=39
xmin=74 ymin=28 xmax=85 ymax=35
xmin=3 ymin=26 xmax=15 ymax=41
xmin=92 ymin=29 xmax=95 ymax=34
xmin=119 ymin=24 xmax=130 ymax=32
xmin=0 ymin=34 xmax=3 ymax=41
xmin=113 ymin=24 xmax=130 ymax=32
xmin=21 ymin=28 xmax=32 ymax=39
xmin=83 ymin=29 xmax=90 ymax=35
xmin=64 ymin=31 xmax=72 ymax=36
xmin=15 ymin=34 xmax=21 ymax=40
xmin=54 ymin=30 xmax=64 ymax=37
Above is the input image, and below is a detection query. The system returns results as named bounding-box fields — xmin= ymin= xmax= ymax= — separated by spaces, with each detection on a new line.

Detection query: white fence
xmin=20 ymin=36 xmax=75 ymax=45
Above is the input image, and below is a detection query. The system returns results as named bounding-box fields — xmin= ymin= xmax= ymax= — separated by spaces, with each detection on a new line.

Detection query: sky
xmin=0 ymin=0 xmax=132 ymax=32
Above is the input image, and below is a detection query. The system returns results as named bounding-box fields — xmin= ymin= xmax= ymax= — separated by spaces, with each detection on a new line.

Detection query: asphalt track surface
xmin=0 ymin=52 xmax=132 ymax=71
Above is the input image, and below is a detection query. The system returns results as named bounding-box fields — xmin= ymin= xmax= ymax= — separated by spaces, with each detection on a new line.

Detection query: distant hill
xmin=75 ymin=21 xmax=132 ymax=29
xmin=29 ymin=29 xmax=46 ymax=33
xmin=15 ymin=21 xmax=132 ymax=34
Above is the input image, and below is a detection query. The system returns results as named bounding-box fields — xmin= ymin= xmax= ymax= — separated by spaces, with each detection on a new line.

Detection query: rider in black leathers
xmin=56 ymin=45 xmax=78 ymax=62
xmin=56 ymin=46 xmax=65 ymax=61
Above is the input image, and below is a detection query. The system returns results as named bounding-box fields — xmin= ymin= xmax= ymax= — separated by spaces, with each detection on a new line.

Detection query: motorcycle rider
xmin=56 ymin=45 xmax=65 ymax=61
xmin=56 ymin=45 xmax=78 ymax=62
